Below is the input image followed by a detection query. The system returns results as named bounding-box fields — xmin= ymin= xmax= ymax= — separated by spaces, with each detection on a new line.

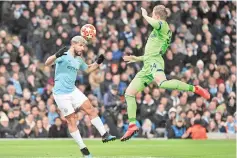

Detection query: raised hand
xmin=55 ymin=46 xmax=68 ymax=58
xmin=96 ymin=54 xmax=105 ymax=64
xmin=141 ymin=7 xmax=148 ymax=17
xmin=123 ymin=55 xmax=138 ymax=63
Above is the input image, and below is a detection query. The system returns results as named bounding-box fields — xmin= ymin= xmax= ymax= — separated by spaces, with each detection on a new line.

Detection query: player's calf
xmin=65 ymin=113 xmax=78 ymax=132
xmin=80 ymin=100 xmax=98 ymax=119
xmin=80 ymin=100 xmax=117 ymax=142
xmin=154 ymin=71 xmax=210 ymax=99
xmin=124 ymin=82 xmax=140 ymax=125
xmin=65 ymin=113 xmax=89 ymax=156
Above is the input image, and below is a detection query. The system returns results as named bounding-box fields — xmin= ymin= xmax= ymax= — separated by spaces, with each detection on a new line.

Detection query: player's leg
xmin=80 ymin=100 xmax=116 ymax=142
xmin=154 ymin=71 xmax=210 ymax=99
xmin=65 ymin=113 xmax=91 ymax=157
xmin=125 ymin=77 xmax=145 ymax=125
xmin=72 ymin=88 xmax=116 ymax=143
xmin=121 ymin=76 xmax=146 ymax=141
xmin=53 ymin=94 xmax=91 ymax=158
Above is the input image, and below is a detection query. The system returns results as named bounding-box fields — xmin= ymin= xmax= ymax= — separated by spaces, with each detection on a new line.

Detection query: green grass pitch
xmin=0 ymin=139 xmax=235 ymax=158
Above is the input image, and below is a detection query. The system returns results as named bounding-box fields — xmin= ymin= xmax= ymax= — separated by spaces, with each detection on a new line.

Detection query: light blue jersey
xmin=53 ymin=51 xmax=88 ymax=95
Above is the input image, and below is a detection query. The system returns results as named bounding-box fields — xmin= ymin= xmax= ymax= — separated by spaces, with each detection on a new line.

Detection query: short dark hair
xmin=194 ymin=119 xmax=201 ymax=125
xmin=31 ymin=106 xmax=39 ymax=111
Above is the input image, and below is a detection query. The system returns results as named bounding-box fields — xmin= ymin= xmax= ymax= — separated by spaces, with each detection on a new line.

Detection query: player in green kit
xmin=121 ymin=5 xmax=210 ymax=141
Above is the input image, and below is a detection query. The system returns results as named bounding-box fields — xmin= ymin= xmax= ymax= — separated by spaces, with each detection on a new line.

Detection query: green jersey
xmin=130 ymin=20 xmax=172 ymax=92
xmin=144 ymin=20 xmax=171 ymax=59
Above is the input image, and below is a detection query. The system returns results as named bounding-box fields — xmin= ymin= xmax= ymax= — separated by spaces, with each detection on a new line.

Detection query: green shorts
xmin=129 ymin=57 xmax=165 ymax=92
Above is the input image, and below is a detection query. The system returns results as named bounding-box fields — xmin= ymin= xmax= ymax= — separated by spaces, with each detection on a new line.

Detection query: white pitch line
xmin=1 ymin=156 xmax=167 ymax=158
xmin=0 ymin=138 xmax=167 ymax=141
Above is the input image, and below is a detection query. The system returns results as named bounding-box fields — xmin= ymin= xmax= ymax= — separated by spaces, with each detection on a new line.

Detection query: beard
xmin=74 ymin=49 xmax=82 ymax=56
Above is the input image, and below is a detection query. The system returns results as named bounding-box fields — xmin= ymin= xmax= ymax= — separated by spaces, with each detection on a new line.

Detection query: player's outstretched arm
xmin=141 ymin=7 xmax=161 ymax=29
xmin=123 ymin=55 xmax=144 ymax=63
xmin=45 ymin=55 xmax=57 ymax=66
xmin=85 ymin=63 xmax=99 ymax=73
xmin=85 ymin=54 xmax=104 ymax=73
xmin=45 ymin=46 xmax=67 ymax=66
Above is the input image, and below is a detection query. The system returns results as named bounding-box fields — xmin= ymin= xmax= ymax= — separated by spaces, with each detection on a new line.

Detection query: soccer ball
xmin=80 ymin=24 xmax=96 ymax=40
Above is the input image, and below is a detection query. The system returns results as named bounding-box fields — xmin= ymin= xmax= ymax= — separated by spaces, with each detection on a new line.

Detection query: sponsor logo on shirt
xmin=67 ymin=65 xmax=78 ymax=72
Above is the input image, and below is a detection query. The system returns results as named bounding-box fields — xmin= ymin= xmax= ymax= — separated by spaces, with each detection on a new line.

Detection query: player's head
xmin=70 ymin=36 xmax=87 ymax=56
xmin=152 ymin=5 xmax=168 ymax=20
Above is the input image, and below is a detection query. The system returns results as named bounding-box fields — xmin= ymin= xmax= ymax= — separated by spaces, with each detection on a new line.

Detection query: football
xmin=80 ymin=24 xmax=96 ymax=40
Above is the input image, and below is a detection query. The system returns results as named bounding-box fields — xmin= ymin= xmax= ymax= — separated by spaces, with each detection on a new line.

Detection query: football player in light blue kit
xmin=45 ymin=36 xmax=116 ymax=158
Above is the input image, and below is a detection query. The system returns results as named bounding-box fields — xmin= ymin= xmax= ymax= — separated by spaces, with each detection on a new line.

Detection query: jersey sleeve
xmin=79 ymin=59 xmax=88 ymax=71
xmin=144 ymin=15 xmax=163 ymax=30
xmin=151 ymin=20 xmax=163 ymax=30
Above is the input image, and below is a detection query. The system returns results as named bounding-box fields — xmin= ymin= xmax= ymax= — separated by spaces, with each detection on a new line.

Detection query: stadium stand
xmin=0 ymin=1 xmax=236 ymax=139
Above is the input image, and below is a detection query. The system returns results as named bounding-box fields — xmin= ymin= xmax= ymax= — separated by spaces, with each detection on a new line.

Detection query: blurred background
xmin=0 ymin=1 xmax=236 ymax=139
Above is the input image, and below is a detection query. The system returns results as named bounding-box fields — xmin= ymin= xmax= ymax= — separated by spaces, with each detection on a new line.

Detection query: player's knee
xmin=155 ymin=78 xmax=162 ymax=86
xmin=154 ymin=75 xmax=166 ymax=86
xmin=82 ymin=102 xmax=98 ymax=118
xmin=66 ymin=114 xmax=76 ymax=127
xmin=125 ymin=87 xmax=136 ymax=96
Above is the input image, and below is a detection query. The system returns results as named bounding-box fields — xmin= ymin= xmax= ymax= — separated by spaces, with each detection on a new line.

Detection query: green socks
xmin=159 ymin=79 xmax=195 ymax=92
xmin=125 ymin=94 xmax=137 ymax=124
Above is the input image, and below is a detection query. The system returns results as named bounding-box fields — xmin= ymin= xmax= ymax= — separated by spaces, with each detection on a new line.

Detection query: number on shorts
xmin=150 ymin=63 xmax=157 ymax=72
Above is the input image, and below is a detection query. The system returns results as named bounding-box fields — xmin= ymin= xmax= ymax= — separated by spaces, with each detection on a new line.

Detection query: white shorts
xmin=53 ymin=88 xmax=88 ymax=116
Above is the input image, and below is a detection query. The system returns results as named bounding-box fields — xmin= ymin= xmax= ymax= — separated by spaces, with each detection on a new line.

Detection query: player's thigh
xmin=148 ymin=58 xmax=166 ymax=85
xmin=79 ymin=100 xmax=97 ymax=117
xmin=71 ymin=88 xmax=89 ymax=110
xmin=53 ymin=94 xmax=75 ymax=117
xmin=148 ymin=57 xmax=164 ymax=72
xmin=126 ymin=76 xmax=146 ymax=96
xmin=153 ymin=71 xmax=167 ymax=86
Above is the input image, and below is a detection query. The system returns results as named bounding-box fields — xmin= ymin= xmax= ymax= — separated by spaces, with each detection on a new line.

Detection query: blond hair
xmin=153 ymin=5 xmax=168 ymax=20
xmin=71 ymin=36 xmax=88 ymax=45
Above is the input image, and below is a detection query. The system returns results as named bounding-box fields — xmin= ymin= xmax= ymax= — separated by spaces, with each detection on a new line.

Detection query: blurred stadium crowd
xmin=0 ymin=1 xmax=236 ymax=139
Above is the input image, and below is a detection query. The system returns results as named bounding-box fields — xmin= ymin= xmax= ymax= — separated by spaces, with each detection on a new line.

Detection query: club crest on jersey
xmin=149 ymin=33 xmax=157 ymax=38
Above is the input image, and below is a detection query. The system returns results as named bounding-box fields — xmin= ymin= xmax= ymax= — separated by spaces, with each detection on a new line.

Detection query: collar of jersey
xmin=66 ymin=51 xmax=83 ymax=61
